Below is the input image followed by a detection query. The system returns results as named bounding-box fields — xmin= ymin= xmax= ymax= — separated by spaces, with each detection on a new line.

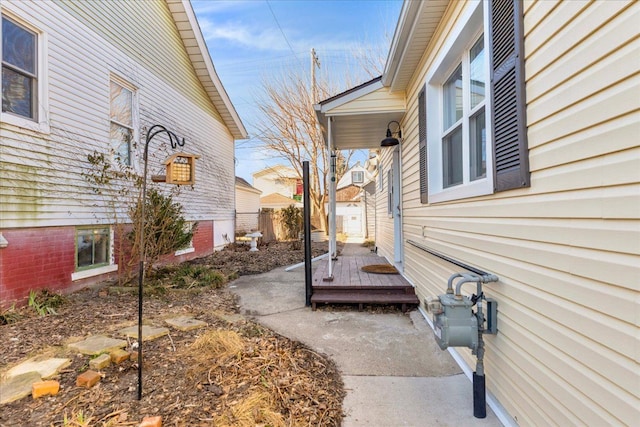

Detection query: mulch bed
xmin=0 ymin=241 xmax=344 ymax=426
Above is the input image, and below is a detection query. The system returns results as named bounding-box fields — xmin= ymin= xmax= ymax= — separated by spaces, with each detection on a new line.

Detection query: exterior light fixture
xmin=381 ymin=120 xmax=401 ymax=147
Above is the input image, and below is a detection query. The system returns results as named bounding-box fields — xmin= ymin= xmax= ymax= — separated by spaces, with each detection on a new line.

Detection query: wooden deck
xmin=311 ymin=256 xmax=420 ymax=312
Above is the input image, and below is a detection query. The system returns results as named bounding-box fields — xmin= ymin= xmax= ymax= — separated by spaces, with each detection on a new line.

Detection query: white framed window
xmin=387 ymin=168 xmax=393 ymax=217
xmin=426 ymin=1 xmax=493 ymax=203
xmin=352 ymin=170 xmax=364 ymax=184
xmin=76 ymin=227 xmax=110 ymax=270
xmin=72 ymin=226 xmax=117 ymax=281
xmin=175 ymin=221 xmax=195 ymax=256
xmin=109 ymin=76 xmax=138 ymax=166
xmin=1 ymin=12 xmax=49 ymax=133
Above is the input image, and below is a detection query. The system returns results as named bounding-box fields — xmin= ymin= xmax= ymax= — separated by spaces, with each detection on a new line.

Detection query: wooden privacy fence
xmin=259 ymin=210 xmax=287 ymax=243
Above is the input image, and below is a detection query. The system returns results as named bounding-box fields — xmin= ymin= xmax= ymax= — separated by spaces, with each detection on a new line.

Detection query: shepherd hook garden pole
xmin=137 ymin=125 xmax=184 ymax=400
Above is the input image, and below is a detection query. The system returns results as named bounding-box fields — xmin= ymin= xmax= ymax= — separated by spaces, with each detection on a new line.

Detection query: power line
xmin=265 ymin=0 xmax=304 ymax=69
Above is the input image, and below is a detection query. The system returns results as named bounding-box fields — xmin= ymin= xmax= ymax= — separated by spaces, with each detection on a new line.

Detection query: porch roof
xmin=314 ymin=77 xmax=406 ymax=150
xmin=314 ymin=0 xmax=449 ymax=150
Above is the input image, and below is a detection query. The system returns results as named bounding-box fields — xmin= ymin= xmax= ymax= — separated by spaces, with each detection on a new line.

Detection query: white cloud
xmin=198 ymin=18 xmax=288 ymax=51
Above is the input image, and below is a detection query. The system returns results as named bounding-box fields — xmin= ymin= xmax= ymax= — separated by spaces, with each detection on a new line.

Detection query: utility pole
xmin=310 ymin=48 xmax=320 ymax=103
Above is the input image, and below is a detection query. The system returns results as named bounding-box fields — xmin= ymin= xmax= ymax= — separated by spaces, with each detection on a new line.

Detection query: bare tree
xmin=253 ymin=68 xmax=354 ymax=233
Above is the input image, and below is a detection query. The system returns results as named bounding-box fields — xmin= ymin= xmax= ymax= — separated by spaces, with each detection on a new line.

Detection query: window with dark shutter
xmin=418 ymin=86 xmax=428 ymax=203
xmin=489 ymin=0 xmax=530 ymax=192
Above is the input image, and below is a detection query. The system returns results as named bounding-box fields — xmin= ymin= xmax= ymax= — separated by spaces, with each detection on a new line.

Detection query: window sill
xmin=428 ymin=179 xmax=492 ymax=203
xmin=1 ymin=112 xmax=50 ymax=134
xmin=71 ymin=264 xmax=118 ymax=281
xmin=174 ymin=247 xmax=195 ymax=256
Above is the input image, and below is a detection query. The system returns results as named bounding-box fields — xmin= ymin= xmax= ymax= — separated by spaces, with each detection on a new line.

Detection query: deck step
xmin=312 ymin=285 xmax=416 ymax=295
xmin=311 ymin=290 xmax=419 ymax=312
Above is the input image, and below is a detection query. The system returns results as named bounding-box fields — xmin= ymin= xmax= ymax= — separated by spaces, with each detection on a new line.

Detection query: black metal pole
xmin=137 ymin=134 xmax=151 ymax=401
xmin=303 ymin=161 xmax=312 ymax=306
xmin=137 ymin=125 xmax=185 ymax=400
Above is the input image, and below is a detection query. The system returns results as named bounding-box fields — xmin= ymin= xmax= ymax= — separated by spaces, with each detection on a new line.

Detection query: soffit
xmin=383 ymin=0 xmax=450 ymax=92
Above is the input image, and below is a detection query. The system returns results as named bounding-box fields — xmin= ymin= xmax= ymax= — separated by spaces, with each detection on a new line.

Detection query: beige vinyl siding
xmin=395 ymin=1 xmax=639 ymax=425
xmin=329 ymin=86 xmax=405 ymax=115
xmin=373 ymin=149 xmax=396 ymax=262
xmin=0 ymin=1 xmax=235 ymax=228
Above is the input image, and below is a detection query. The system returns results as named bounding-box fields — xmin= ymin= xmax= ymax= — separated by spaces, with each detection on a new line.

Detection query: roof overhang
xmin=315 ymin=1 xmax=449 ymax=150
xmin=166 ymin=0 xmax=248 ymax=140
xmin=315 ymin=77 xmax=406 ymax=150
xmin=383 ymin=0 xmax=450 ymax=92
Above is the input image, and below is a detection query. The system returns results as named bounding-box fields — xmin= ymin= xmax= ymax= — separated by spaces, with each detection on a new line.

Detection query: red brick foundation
xmin=0 ymin=221 xmax=214 ymax=308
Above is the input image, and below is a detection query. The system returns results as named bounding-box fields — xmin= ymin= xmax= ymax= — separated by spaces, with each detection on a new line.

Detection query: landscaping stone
xmin=140 ymin=415 xmax=162 ymax=427
xmin=32 ymin=380 xmax=60 ymax=399
xmin=0 ymin=372 xmax=42 ymax=404
xmin=6 ymin=357 xmax=71 ymax=380
xmin=76 ymin=370 xmax=101 ymax=388
xmin=118 ymin=325 xmax=169 ymax=341
xmin=89 ymin=354 xmax=111 ymax=370
xmin=165 ymin=316 xmax=206 ymax=331
xmin=68 ymin=335 xmax=127 ymax=356
xmin=110 ymin=349 xmax=130 ymax=364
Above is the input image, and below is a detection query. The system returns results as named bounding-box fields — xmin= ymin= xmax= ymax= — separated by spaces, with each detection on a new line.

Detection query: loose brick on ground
xmin=110 ymin=349 xmax=130 ymax=364
xmin=76 ymin=370 xmax=101 ymax=388
xmin=140 ymin=415 xmax=162 ymax=427
xmin=32 ymin=380 xmax=60 ymax=398
xmin=89 ymin=354 xmax=111 ymax=370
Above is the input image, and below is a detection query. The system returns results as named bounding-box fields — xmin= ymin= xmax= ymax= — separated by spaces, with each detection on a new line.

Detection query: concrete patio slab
xmin=5 ymin=357 xmax=71 ymax=380
xmin=165 ymin=316 xmax=207 ymax=331
xmin=67 ymin=335 xmax=127 ymax=355
xmin=0 ymin=372 xmax=41 ymax=404
xmin=118 ymin=325 xmax=169 ymax=341
xmin=229 ymin=243 xmax=504 ymax=427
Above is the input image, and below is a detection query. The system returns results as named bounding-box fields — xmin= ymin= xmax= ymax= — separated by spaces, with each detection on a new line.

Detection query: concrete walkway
xmin=230 ymin=242 xmax=503 ymax=426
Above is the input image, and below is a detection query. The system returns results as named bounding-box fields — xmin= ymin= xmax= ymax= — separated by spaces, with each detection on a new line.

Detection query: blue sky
xmin=191 ymin=0 xmax=403 ymax=183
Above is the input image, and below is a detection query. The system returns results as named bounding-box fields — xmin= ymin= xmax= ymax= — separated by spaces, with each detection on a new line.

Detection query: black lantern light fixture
xmin=381 ymin=120 xmax=401 ymax=147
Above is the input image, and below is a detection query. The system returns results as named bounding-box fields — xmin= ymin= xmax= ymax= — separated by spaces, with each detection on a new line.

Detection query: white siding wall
xmin=253 ymin=173 xmax=296 ymax=198
xmin=235 ymin=186 xmax=260 ymax=233
xmin=0 ymin=1 xmax=236 ymax=230
xmin=383 ymin=1 xmax=640 ymax=425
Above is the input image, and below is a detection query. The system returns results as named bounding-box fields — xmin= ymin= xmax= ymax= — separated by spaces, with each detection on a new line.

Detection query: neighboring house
xmin=0 ymin=0 xmax=247 ymax=306
xmin=316 ymin=1 xmax=639 ymax=425
xmin=334 ymin=162 xmax=376 ymax=239
xmin=235 ymin=177 xmax=261 ymax=234
xmin=252 ymin=165 xmax=302 ymax=200
xmin=259 ymin=193 xmax=302 ymax=211
xmin=335 ymin=185 xmax=365 ymax=237
xmin=336 ymin=161 xmax=371 ymax=189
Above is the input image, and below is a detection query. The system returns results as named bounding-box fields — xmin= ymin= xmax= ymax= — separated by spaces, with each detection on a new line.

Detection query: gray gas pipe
xmin=426 ymin=272 xmax=499 ymax=418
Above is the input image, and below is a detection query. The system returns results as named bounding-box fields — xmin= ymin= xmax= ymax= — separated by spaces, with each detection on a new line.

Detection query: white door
xmin=392 ymin=147 xmax=402 ymax=264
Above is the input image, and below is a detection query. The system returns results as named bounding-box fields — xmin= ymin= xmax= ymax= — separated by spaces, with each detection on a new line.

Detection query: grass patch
xmin=0 ymin=304 xmax=21 ymax=325
xmin=28 ymin=289 xmax=65 ymax=316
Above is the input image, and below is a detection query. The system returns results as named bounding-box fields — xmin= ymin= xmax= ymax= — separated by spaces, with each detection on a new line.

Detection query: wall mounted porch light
xmin=381 ymin=120 xmax=401 ymax=147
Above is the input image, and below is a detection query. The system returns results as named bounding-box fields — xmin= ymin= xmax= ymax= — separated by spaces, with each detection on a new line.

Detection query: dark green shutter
xmin=489 ymin=0 xmax=530 ymax=192
xmin=418 ymin=86 xmax=428 ymax=203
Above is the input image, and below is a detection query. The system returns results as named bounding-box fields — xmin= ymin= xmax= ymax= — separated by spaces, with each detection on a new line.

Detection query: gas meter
xmin=427 ymin=293 xmax=478 ymax=351
xmin=425 ymin=272 xmax=499 ymax=419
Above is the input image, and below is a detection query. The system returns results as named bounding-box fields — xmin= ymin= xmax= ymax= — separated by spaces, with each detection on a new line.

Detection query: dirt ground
xmin=0 ymin=241 xmax=344 ymax=426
